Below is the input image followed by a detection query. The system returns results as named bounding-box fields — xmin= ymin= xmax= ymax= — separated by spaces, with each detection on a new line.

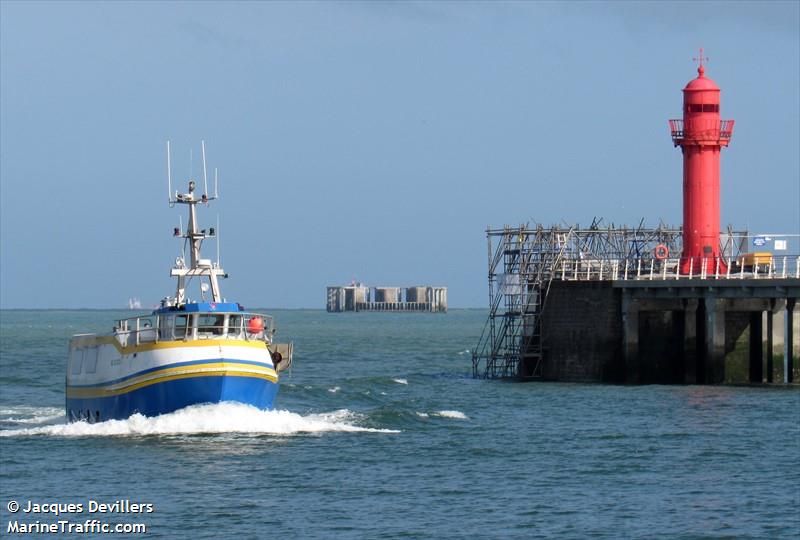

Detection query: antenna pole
xmin=179 ymin=215 xmax=186 ymax=261
xmin=201 ymin=140 xmax=209 ymax=198
xmin=214 ymin=168 xmax=219 ymax=199
xmin=166 ymin=140 xmax=172 ymax=203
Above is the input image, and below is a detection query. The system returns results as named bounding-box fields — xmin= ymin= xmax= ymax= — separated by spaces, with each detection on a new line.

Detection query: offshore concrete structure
xmin=472 ymin=55 xmax=800 ymax=385
xmin=327 ymin=284 xmax=447 ymax=313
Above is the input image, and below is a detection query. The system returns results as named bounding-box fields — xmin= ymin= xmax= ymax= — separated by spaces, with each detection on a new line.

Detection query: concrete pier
xmin=748 ymin=310 xmax=762 ymax=383
xmin=618 ymin=280 xmax=798 ymax=384
xmin=472 ymin=222 xmax=800 ymax=383
xmin=786 ymin=298 xmax=795 ymax=383
xmin=683 ymin=299 xmax=699 ymax=383
xmin=536 ymin=279 xmax=799 ymax=384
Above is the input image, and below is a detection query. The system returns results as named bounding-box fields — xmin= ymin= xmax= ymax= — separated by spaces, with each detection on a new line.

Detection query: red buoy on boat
xmin=247 ymin=316 xmax=264 ymax=334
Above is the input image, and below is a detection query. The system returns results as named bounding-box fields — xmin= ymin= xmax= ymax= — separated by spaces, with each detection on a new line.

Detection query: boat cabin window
xmin=228 ymin=315 xmax=244 ymax=339
xmin=157 ymin=315 xmax=186 ymax=340
xmin=84 ymin=348 xmax=98 ymax=373
xmin=173 ymin=314 xmax=190 ymax=339
xmin=158 ymin=316 xmax=172 ymax=340
xmin=153 ymin=312 xmax=255 ymax=340
xmin=197 ymin=314 xmax=225 ymax=337
xmin=70 ymin=349 xmax=84 ymax=375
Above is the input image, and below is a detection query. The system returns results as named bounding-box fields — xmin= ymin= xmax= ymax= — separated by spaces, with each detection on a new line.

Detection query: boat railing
xmin=113 ymin=311 xmax=275 ymax=347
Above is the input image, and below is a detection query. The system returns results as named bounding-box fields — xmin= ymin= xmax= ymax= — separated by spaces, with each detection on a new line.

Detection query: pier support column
xmin=766 ymin=301 xmax=774 ymax=383
xmin=622 ymin=290 xmax=639 ymax=383
xmin=704 ymin=295 xmax=726 ymax=384
xmin=683 ymin=299 xmax=698 ymax=384
xmin=749 ymin=311 xmax=763 ymax=383
xmin=785 ymin=298 xmax=795 ymax=384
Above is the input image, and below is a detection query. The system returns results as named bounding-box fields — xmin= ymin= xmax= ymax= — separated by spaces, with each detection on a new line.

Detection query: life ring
xmin=654 ymin=244 xmax=669 ymax=260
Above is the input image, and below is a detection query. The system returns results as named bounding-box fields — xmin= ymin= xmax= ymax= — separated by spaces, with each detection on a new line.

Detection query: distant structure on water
xmin=327 ymin=283 xmax=447 ymax=313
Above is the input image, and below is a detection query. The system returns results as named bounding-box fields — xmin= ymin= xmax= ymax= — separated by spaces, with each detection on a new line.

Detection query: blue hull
xmin=66 ymin=375 xmax=278 ymax=422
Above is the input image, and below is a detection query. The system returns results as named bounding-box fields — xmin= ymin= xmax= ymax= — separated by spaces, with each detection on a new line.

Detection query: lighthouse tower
xmin=670 ymin=50 xmax=735 ymax=274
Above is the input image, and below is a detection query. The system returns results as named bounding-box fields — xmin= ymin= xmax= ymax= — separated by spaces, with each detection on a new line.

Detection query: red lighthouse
xmin=670 ymin=50 xmax=734 ymax=274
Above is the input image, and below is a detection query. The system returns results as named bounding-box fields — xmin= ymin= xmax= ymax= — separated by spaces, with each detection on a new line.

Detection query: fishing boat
xmin=66 ymin=143 xmax=292 ymax=422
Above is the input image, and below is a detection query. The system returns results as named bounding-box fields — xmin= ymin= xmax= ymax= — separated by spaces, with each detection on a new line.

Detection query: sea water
xmin=1 ymin=309 xmax=798 ymax=539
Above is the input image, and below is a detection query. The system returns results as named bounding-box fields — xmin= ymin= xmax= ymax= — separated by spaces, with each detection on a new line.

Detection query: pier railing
xmin=554 ymin=255 xmax=800 ymax=282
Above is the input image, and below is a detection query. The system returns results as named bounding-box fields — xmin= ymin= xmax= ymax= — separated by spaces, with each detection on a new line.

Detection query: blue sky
xmin=1 ymin=1 xmax=798 ymax=309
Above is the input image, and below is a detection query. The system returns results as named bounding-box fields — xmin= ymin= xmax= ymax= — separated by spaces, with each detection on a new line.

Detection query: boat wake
xmin=0 ymin=406 xmax=64 ymax=427
xmin=0 ymin=403 xmax=399 ymax=437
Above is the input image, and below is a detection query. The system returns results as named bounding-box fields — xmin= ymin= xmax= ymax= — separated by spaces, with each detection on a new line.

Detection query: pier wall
xmin=540 ymin=281 xmax=622 ymax=382
xmin=534 ymin=280 xmax=799 ymax=384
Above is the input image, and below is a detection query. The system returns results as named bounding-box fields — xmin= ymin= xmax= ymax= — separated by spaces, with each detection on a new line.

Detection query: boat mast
xmin=167 ymin=141 xmax=225 ymax=306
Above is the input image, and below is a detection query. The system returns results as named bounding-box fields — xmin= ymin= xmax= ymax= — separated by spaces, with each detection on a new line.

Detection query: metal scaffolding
xmin=471 ymin=218 xmax=753 ymax=379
